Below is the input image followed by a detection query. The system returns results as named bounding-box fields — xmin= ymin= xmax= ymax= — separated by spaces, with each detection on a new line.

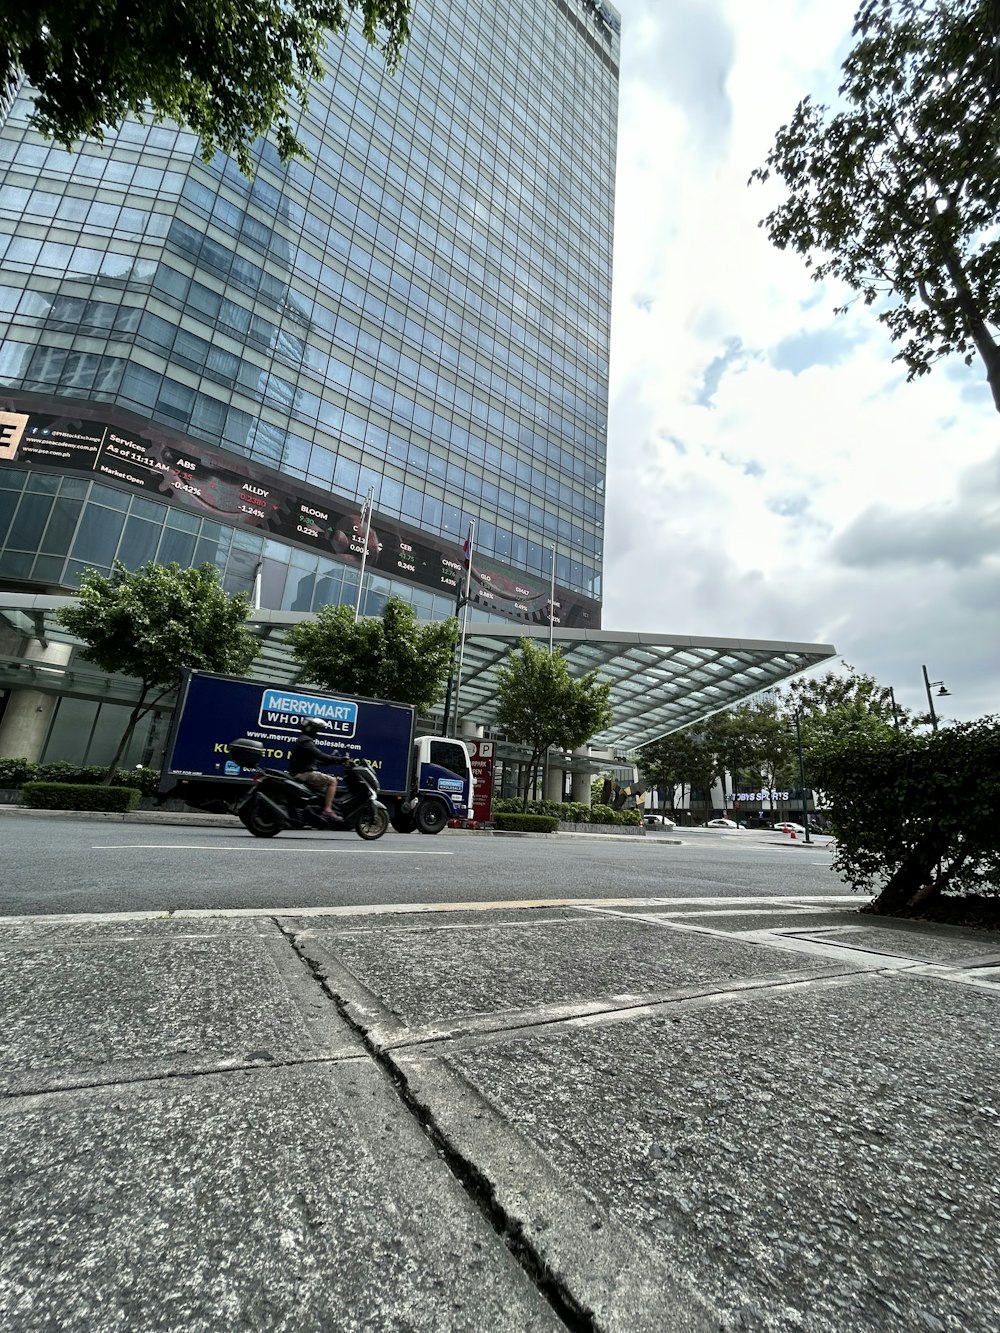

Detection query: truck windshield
xmin=429 ymin=740 xmax=469 ymax=775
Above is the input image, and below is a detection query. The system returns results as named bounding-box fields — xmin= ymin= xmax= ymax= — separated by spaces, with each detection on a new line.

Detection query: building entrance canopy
xmin=0 ymin=596 xmax=836 ymax=755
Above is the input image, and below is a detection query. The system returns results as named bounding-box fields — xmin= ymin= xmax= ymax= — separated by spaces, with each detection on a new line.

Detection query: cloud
xmin=831 ymin=448 xmax=1000 ymax=569
xmin=625 ymin=0 xmax=736 ymax=156
xmin=602 ymin=0 xmax=1000 ymax=723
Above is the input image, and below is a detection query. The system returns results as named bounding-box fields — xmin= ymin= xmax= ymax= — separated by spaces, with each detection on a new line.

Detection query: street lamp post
xmin=793 ymin=710 xmax=812 ymax=844
xmin=921 ymin=665 xmax=950 ymax=733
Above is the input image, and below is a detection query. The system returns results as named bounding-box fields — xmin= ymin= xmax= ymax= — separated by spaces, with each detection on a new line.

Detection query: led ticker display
xmin=0 ymin=396 xmax=599 ymax=629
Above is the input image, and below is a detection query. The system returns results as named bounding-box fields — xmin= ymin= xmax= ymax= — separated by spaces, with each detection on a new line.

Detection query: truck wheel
xmin=390 ymin=809 xmax=417 ymax=834
xmin=356 ymin=807 xmax=389 ymax=840
xmin=416 ymin=799 xmax=448 ymax=835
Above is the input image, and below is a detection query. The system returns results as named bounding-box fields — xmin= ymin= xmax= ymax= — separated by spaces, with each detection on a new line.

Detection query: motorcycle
xmin=228 ymin=738 xmax=389 ymax=841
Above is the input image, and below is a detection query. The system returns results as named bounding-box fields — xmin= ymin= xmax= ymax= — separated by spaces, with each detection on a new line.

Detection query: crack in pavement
xmin=278 ymin=917 xmax=610 ymax=1333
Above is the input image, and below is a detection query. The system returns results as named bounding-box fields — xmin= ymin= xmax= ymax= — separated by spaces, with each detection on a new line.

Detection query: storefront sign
xmin=734 ymin=790 xmax=790 ymax=802
xmin=466 ymin=739 xmax=496 ymax=824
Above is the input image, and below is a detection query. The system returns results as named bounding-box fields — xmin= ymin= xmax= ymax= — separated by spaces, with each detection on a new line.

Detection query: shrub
xmin=491 ymin=797 xmax=641 ymax=826
xmin=493 ymin=813 xmax=559 ymax=833
xmin=0 ymin=756 xmax=33 ymax=787
xmin=811 ymin=717 xmax=1000 ymax=913
xmin=1 ymin=761 xmax=161 ymax=794
xmin=21 ymin=782 xmax=142 ymax=812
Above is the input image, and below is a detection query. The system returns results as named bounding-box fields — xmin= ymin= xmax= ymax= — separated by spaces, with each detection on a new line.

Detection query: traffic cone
xmin=790 ymin=829 xmax=796 ymax=840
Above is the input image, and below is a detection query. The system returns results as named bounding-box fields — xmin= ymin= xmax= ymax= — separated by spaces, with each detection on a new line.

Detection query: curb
xmin=0 ymin=806 xmax=239 ymax=827
xmin=0 ymin=806 xmax=683 ymax=843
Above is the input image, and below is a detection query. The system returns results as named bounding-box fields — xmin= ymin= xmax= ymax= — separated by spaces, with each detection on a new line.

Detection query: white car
xmin=773 ymin=822 xmax=806 ymax=834
xmin=706 ymin=818 xmax=740 ymax=829
xmin=643 ymin=813 xmax=677 ymax=828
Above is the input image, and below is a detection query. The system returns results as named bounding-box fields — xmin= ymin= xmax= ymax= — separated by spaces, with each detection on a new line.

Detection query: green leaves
xmin=55 ymin=559 xmax=256 ymax=780
xmin=753 ymin=0 xmax=1000 ymax=410
xmin=285 ymin=596 xmax=457 ymax=715
xmin=811 ymin=717 xmax=1000 ymax=907
xmin=495 ymin=639 xmax=612 ymax=808
xmin=1 ymin=0 xmax=411 ymax=176
xmin=56 ymin=560 xmax=256 ymax=688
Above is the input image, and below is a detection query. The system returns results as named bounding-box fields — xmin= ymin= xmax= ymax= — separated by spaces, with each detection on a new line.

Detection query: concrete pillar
xmin=0 ymin=639 xmax=72 ymax=762
xmin=570 ymin=747 xmax=592 ymax=805
xmin=458 ymin=719 xmax=482 ymax=739
xmin=544 ymin=755 xmax=564 ymax=802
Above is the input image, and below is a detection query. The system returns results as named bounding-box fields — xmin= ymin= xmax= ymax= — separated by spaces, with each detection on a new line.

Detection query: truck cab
xmin=393 ymin=735 xmax=474 ymax=834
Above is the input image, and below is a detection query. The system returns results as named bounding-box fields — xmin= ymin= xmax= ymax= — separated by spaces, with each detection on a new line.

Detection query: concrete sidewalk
xmin=1 ymin=896 xmax=998 ymax=1331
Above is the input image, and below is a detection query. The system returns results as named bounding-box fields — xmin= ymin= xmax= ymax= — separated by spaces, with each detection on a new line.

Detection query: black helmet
xmin=300 ymin=718 xmax=327 ymax=736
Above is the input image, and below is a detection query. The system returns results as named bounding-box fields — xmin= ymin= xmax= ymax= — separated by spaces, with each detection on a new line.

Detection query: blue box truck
xmin=159 ymin=670 xmax=474 ymax=834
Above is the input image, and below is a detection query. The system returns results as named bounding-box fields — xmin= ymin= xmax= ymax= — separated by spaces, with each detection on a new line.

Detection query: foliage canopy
xmin=1 ymin=0 xmax=411 ymax=175
xmin=286 ymin=596 xmax=457 ymax=716
xmin=810 ymin=716 xmax=1000 ymax=910
xmin=753 ymin=0 xmax=1000 ymax=411
xmin=56 ymin=561 xmax=257 ymax=779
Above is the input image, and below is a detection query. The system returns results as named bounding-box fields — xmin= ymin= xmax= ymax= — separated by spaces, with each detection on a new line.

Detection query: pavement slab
xmin=642 ymin=908 xmax=870 ymax=933
xmin=0 ymin=922 xmax=358 ymax=1094
xmin=438 ymin=970 xmax=1000 ymax=1333
xmin=299 ymin=914 xmax=856 ymax=1030
xmin=782 ymin=923 xmax=1000 ymax=965
xmin=0 ymin=1064 xmax=562 ymax=1333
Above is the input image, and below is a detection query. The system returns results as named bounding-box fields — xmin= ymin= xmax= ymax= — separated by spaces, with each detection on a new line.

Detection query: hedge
xmin=492 ymin=797 xmax=642 ymax=827
xmin=0 ymin=758 xmax=161 ymax=795
xmin=493 ymin=813 xmax=559 ymax=833
xmin=20 ymin=782 xmax=142 ymax=812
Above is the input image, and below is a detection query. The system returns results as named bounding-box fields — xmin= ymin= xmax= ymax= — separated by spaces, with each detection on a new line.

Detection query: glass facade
xmin=0 ymin=0 xmax=618 ymax=616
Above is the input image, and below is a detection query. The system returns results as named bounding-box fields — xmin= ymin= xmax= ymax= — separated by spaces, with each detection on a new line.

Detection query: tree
xmin=286 ymin=596 xmax=457 ymax=715
xmin=703 ymin=708 xmax=760 ymax=811
xmin=645 ymin=730 xmax=725 ymax=810
xmin=1 ymin=0 xmax=411 ymax=177
xmin=495 ymin=639 xmax=612 ymax=811
xmin=638 ymin=732 xmax=700 ymax=813
xmin=56 ymin=561 xmax=257 ymax=781
xmin=752 ymin=0 xmax=1000 ymax=411
xmin=699 ymin=700 xmax=794 ymax=811
xmin=785 ymin=664 xmax=912 ymax=757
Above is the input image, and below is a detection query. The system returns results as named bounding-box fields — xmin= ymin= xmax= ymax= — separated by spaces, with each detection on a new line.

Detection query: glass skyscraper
xmin=0 ymin=0 xmax=619 ymax=631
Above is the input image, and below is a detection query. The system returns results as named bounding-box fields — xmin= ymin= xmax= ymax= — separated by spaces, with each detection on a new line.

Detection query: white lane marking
xmin=90 ymin=844 xmax=453 ymax=854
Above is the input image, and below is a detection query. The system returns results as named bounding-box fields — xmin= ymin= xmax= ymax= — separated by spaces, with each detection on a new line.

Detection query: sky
xmin=600 ymin=0 xmax=999 ymax=725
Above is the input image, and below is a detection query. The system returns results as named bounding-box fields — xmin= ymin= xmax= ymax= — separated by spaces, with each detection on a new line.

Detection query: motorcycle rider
xmin=289 ymin=718 xmax=343 ymax=822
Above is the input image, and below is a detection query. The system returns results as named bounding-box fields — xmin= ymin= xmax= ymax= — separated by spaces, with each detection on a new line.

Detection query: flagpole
xmin=353 ymin=486 xmax=375 ymax=622
xmin=548 ymin=543 xmax=556 ymax=653
xmin=451 ymin=521 xmax=475 ymax=736
xmin=542 ymin=542 xmax=557 ymax=801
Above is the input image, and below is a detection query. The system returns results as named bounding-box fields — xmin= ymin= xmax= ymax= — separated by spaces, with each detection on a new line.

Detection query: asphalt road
xmin=1 ymin=815 xmax=849 ymax=917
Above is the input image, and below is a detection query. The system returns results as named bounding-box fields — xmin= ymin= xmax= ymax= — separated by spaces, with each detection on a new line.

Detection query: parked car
xmin=643 ymin=813 xmax=677 ymax=828
xmin=773 ymin=822 xmax=806 ymax=834
xmin=706 ymin=818 xmax=740 ymax=829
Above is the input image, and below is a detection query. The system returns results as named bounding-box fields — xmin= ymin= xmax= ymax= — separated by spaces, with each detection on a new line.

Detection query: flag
xmin=462 ymin=528 xmax=472 ymax=569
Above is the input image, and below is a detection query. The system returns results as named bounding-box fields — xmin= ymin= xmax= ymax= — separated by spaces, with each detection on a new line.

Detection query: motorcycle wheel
xmin=356 ymin=806 xmax=389 ymax=841
xmin=240 ymin=801 xmax=284 ymax=838
xmin=390 ymin=808 xmax=417 ymax=834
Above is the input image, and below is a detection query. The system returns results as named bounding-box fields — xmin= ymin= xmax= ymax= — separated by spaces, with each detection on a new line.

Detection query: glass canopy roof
xmin=0 ymin=596 xmax=837 ymax=754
